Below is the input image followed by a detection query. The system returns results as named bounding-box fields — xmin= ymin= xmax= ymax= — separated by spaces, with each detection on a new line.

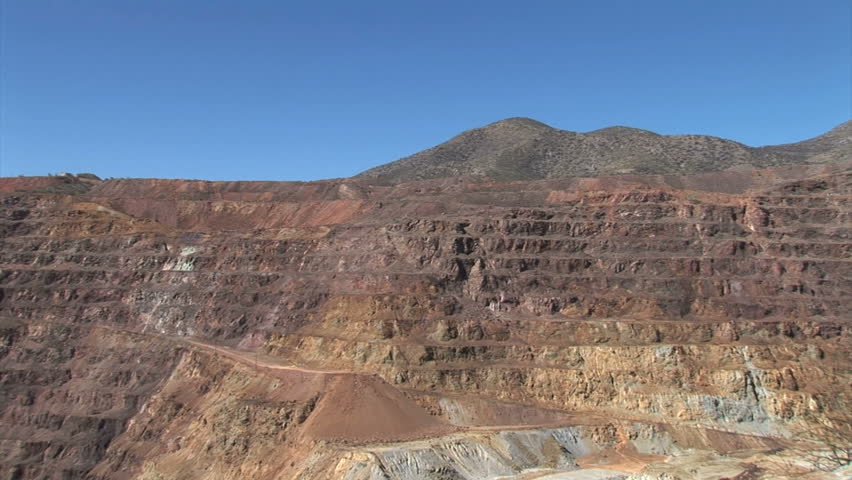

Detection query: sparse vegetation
xmin=357 ymin=118 xmax=851 ymax=182
xmin=788 ymin=412 xmax=852 ymax=472
xmin=76 ymin=173 xmax=102 ymax=180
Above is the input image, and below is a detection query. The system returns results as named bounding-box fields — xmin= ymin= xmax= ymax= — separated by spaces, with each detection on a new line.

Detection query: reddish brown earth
xmin=0 ymin=162 xmax=850 ymax=479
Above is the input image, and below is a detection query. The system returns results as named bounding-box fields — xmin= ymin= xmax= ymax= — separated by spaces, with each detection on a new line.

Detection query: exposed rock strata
xmin=0 ymin=163 xmax=850 ymax=479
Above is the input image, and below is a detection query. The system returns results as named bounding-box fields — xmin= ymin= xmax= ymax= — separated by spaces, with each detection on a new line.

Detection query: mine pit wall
xmin=0 ymin=320 xmax=797 ymax=480
xmin=265 ymin=327 xmax=846 ymax=434
xmin=256 ymin=174 xmax=848 ymax=437
xmin=0 ymin=321 xmax=322 ymax=480
xmin=324 ymin=423 xmax=785 ymax=480
xmin=333 ymin=428 xmax=595 ymax=480
xmin=0 ymin=322 xmax=184 ymax=480
xmin=0 ymin=170 xmax=850 ymax=478
xmin=96 ymin=349 xmax=321 ymax=480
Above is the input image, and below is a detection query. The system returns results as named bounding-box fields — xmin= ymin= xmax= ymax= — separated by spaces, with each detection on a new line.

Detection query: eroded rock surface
xmin=0 ymin=163 xmax=850 ymax=479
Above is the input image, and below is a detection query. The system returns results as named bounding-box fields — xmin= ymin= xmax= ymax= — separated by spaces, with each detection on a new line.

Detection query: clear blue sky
xmin=1 ymin=1 xmax=850 ymax=180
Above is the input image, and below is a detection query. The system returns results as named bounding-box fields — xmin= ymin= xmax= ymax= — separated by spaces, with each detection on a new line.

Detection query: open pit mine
xmin=1 ymin=119 xmax=850 ymax=479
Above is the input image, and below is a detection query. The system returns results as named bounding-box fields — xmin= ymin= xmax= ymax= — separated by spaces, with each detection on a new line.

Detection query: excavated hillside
xmin=357 ymin=118 xmax=852 ymax=182
xmin=1 ymin=160 xmax=851 ymax=479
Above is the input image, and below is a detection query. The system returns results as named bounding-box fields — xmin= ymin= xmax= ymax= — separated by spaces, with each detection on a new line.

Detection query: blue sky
xmin=1 ymin=0 xmax=850 ymax=180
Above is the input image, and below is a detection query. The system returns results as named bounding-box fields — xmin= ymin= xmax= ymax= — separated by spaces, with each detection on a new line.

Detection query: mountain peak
xmin=587 ymin=125 xmax=659 ymax=137
xmin=486 ymin=117 xmax=554 ymax=130
xmin=357 ymin=119 xmax=850 ymax=183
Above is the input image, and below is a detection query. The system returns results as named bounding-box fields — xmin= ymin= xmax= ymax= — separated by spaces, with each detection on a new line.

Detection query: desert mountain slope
xmin=759 ymin=120 xmax=852 ymax=163
xmin=357 ymin=117 xmax=852 ymax=182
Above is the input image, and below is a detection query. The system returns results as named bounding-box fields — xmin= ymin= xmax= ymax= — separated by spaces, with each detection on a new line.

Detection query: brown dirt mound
xmin=301 ymin=373 xmax=456 ymax=443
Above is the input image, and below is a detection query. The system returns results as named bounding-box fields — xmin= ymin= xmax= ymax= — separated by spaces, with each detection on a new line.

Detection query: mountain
xmin=759 ymin=120 xmax=852 ymax=163
xmin=357 ymin=117 xmax=852 ymax=182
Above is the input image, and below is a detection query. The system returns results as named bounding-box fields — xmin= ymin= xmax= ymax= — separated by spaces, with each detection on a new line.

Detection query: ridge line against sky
xmin=1 ymin=0 xmax=850 ymax=181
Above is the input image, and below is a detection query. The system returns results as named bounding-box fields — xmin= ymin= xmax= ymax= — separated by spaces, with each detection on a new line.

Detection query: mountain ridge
xmin=357 ymin=118 xmax=851 ymax=182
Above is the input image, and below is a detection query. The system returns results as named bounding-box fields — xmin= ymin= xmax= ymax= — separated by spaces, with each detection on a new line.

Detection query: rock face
xmin=0 ymin=160 xmax=850 ymax=479
xmin=357 ymin=118 xmax=852 ymax=182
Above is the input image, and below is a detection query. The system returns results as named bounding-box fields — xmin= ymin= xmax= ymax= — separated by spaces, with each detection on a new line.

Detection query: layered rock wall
xmin=0 ymin=167 xmax=849 ymax=478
